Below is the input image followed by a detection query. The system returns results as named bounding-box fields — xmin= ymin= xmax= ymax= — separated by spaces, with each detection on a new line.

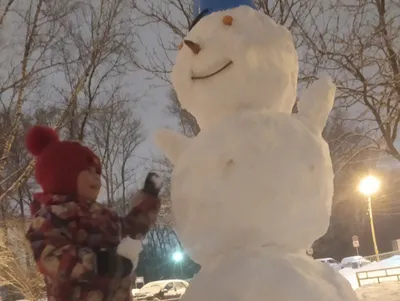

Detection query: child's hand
xmin=133 ymin=172 xmax=162 ymax=212
xmin=142 ymin=172 xmax=163 ymax=196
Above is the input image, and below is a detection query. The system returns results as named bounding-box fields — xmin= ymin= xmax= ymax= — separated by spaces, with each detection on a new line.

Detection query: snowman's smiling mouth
xmin=191 ymin=60 xmax=233 ymax=80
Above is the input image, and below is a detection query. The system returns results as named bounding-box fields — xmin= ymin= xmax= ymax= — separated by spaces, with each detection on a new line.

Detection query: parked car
xmin=315 ymin=257 xmax=342 ymax=270
xmin=133 ymin=279 xmax=189 ymax=301
xmin=341 ymin=256 xmax=371 ymax=269
xmin=132 ymin=276 xmax=145 ymax=295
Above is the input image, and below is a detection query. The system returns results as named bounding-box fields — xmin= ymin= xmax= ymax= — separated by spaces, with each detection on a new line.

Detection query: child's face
xmin=77 ymin=166 xmax=101 ymax=200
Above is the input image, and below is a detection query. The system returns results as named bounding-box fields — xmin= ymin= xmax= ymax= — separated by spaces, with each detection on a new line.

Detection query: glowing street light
xmin=358 ymin=175 xmax=380 ymax=261
xmin=172 ymin=251 xmax=184 ymax=263
xmin=358 ymin=175 xmax=380 ymax=196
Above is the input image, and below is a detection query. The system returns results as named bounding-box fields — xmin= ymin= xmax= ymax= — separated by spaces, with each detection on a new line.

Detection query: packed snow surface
xmin=357 ymin=282 xmax=400 ymax=300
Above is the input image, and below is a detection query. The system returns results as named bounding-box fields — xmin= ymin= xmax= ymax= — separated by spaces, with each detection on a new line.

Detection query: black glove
xmin=143 ymin=172 xmax=162 ymax=197
xmin=96 ymin=248 xmax=133 ymax=278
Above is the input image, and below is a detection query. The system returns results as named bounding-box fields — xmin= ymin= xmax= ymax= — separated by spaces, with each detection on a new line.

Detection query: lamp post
xmin=358 ymin=175 xmax=380 ymax=261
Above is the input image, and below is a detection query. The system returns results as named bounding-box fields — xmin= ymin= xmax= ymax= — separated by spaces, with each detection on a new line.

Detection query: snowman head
xmin=171 ymin=3 xmax=298 ymax=130
xmin=156 ymin=78 xmax=335 ymax=264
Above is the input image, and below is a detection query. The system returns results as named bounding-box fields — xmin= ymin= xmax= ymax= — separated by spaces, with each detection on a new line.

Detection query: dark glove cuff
xmin=143 ymin=172 xmax=162 ymax=197
xmin=96 ymin=249 xmax=112 ymax=276
xmin=96 ymin=248 xmax=133 ymax=278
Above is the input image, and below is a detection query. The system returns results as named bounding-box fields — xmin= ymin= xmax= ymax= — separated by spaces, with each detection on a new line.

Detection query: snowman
xmin=155 ymin=1 xmax=358 ymax=300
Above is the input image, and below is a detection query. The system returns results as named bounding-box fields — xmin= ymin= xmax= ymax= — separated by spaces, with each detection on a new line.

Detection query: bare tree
xmin=53 ymin=0 xmax=138 ymax=141
xmin=90 ymin=98 xmax=144 ymax=209
xmin=298 ymin=0 xmax=400 ymax=161
xmin=0 ymin=218 xmax=45 ymax=301
xmin=0 ymin=0 xmax=140 ymax=202
xmin=0 ymin=0 xmax=66 ymax=202
xmin=0 ymin=106 xmax=60 ymax=222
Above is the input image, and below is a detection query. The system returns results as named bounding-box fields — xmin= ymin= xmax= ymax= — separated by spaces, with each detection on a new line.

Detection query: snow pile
xmin=357 ymin=282 xmax=400 ymax=300
xmin=340 ymin=268 xmax=360 ymax=290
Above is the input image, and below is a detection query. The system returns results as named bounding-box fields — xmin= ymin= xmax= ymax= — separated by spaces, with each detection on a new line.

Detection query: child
xmin=25 ymin=125 xmax=162 ymax=301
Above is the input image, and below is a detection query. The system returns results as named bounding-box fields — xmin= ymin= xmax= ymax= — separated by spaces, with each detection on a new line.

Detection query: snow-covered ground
xmin=340 ymin=255 xmax=400 ymax=289
xmin=337 ymin=255 xmax=400 ymax=300
xmin=357 ymin=282 xmax=400 ymax=300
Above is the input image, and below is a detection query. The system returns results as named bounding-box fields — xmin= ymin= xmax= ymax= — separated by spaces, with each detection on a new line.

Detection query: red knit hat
xmin=25 ymin=125 xmax=101 ymax=195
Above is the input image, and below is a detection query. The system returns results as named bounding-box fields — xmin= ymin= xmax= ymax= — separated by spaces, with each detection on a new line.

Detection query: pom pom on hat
xmin=26 ymin=125 xmax=59 ymax=156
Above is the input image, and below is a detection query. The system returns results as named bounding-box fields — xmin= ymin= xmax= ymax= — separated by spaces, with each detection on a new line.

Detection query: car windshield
xmin=139 ymin=283 xmax=162 ymax=294
xmin=341 ymin=256 xmax=364 ymax=264
xmin=316 ymin=258 xmax=332 ymax=263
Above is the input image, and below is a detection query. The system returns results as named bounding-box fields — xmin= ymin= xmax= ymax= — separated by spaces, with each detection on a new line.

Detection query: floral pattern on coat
xmin=26 ymin=192 xmax=160 ymax=301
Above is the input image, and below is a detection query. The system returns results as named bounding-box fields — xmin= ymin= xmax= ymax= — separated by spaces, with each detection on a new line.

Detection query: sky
xmin=118 ymin=43 xmax=175 ymax=179
xmin=97 ymin=4 xmax=181 ymax=197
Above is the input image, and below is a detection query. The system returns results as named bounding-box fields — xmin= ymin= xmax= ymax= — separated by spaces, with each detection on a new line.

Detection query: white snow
xmin=116 ymin=236 xmax=142 ymax=268
xmin=357 ymin=282 xmax=400 ymax=300
xmin=156 ymin=3 xmax=359 ymax=301
xmin=340 ymin=256 xmax=400 ymax=290
xmin=182 ymin=249 xmax=357 ymax=301
xmin=340 ymin=268 xmax=361 ymax=290
xmin=171 ymin=5 xmax=298 ymax=130
xmin=157 ymin=78 xmax=336 ymax=264
xmin=157 ymin=76 xmax=358 ymax=301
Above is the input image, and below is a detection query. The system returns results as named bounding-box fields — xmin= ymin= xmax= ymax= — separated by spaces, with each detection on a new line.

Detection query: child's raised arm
xmin=121 ymin=172 xmax=162 ymax=239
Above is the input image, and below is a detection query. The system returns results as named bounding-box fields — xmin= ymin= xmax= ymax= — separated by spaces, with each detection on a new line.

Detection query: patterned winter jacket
xmin=26 ymin=192 xmax=160 ymax=301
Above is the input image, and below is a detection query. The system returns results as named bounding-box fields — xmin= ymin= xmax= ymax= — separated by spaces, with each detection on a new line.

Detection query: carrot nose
xmin=184 ymin=40 xmax=201 ymax=54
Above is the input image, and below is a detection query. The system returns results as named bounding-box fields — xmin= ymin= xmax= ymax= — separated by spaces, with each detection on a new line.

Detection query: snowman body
xmin=155 ymin=86 xmax=357 ymax=301
xmin=170 ymin=111 xmax=333 ymax=259
xmin=158 ymin=104 xmax=357 ymax=301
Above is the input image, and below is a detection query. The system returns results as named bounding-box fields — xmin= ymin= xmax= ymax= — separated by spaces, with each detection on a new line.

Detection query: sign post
xmin=352 ymin=235 xmax=360 ymax=256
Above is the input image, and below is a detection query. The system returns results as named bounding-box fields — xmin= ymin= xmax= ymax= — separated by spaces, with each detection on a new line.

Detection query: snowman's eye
xmin=178 ymin=42 xmax=183 ymax=50
xmin=222 ymin=15 xmax=233 ymax=26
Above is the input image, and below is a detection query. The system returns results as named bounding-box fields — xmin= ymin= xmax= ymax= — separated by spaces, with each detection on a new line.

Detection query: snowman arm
xmin=155 ymin=128 xmax=191 ymax=164
xmin=297 ymin=76 xmax=336 ymax=132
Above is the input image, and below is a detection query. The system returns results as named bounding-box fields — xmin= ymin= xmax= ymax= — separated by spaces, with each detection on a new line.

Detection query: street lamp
xmin=172 ymin=251 xmax=184 ymax=263
xmin=358 ymin=175 xmax=380 ymax=261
